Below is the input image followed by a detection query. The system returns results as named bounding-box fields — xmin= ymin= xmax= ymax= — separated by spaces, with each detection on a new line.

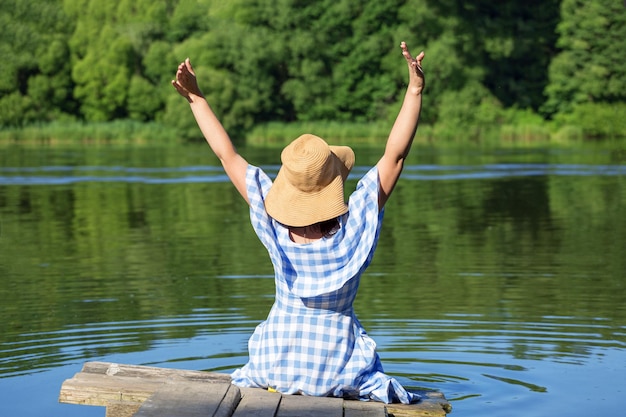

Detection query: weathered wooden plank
xmin=343 ymin=400 xmax=387 ymax=417
xmin=231 ymin=387 xmax=282 ymax=417
xmin=59 ymin=362 xmax=234 ymax=407
xmin=276 ymin=394 xmax=343 ymax=417
xmin=104 ymin=400 xmax=142 ymax=417
xmin=385 ymin=390 xmax=451 ymax=417
xmin=82 ymin=362 xmax=231 ymax=383
xmin=59 ymin=372 xmax=166 ymax=406
xmin=133 ymin=382 xmax=240 ymax=417
xmin=214 ymin=383 xmax=243 ymax=417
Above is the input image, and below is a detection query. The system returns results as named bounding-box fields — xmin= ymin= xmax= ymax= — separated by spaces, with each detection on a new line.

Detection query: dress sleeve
xmin=245 ymin=165 xmax=277 ymax=252
xmin=343 ymin=165 xmax=385 ymax=270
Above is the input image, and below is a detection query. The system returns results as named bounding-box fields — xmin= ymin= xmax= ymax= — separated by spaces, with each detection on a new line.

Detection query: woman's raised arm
xmin=172 ymin=58 xmax=249 ymax=203
xmin=376 ymin=42 xmax=425 ymax=209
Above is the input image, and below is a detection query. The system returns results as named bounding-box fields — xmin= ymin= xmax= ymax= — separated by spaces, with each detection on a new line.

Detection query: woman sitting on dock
xmin=172 ymin=41 xmax=425 ymax=404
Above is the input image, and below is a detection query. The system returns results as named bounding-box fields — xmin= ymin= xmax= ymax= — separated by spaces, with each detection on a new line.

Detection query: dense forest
xmin=0 ymin=0 xmax=625 ymax=142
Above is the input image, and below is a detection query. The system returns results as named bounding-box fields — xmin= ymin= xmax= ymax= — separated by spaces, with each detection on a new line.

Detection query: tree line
xmin=1 ymin=0 xmax=625 ymax=141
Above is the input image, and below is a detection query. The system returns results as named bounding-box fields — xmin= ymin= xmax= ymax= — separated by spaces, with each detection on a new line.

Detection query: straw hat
xmin=264 ymin=134 xmax=355 ymax=227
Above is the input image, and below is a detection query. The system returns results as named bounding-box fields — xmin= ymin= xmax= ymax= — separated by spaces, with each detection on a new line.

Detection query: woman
xmin=172 ymin=41 xmax=425 ymax=403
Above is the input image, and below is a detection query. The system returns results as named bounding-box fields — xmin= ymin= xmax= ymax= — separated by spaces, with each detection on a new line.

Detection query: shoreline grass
xmin=245 ymin=121 xmax=592 ymax=148
xmin=0 ymin=119 xmax=622 ymax=148
xmin=0 ymin=120 xmax=180 ymax=146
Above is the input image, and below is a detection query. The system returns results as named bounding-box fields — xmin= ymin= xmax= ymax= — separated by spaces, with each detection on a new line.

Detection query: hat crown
xmin=281 ymin=135 xmax=339 ymax=193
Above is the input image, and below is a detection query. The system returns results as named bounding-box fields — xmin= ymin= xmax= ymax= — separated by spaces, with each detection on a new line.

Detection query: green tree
xmin=64 ymin=0 xmax=174 ymax=121
xmin=544 ymin=0 xmax=626 ymax=115
xmin=0 ymin=0 xmax=74 ymax=127
xmin=196 ymin=0 xmax=429 ymax=132
xmin=403 ymin=0 xmax=559 ymax=130
xmin=164 ymin=0 xmax=291 ymax=138
xmin=451 ymin=0 xmax=560 ymax=111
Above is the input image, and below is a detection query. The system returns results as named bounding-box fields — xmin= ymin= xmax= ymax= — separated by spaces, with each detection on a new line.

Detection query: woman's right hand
xmin=401 ymin=42 xmax=425 ymax=96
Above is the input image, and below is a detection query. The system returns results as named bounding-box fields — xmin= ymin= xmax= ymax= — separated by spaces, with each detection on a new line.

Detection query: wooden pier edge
xmin=59 ymin=362 xmax=452 ymax=417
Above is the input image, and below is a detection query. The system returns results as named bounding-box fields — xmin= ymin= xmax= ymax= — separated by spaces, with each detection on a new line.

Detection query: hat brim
xmin=329 ymin=145 xmax=355 ymax=180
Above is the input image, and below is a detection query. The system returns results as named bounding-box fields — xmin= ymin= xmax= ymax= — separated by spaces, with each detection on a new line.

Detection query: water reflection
xmin=0 ymin=143 xmax=625 ymax=417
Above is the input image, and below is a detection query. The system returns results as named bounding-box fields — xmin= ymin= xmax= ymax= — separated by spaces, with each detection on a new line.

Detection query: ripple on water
xmin=366 ymin=314 xmax=622 ymax=400
xmin=0 ymin=312 xmax=256 ymax=379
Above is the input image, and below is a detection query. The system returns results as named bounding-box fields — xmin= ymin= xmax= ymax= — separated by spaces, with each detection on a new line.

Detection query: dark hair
xmin=282 ymin=217 xmax=340 ymax=238
xmin=317 ymin=218 xmax=340 ymax=237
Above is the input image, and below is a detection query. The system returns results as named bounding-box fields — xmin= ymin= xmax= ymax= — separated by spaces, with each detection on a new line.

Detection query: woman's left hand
xmin=171 ymin=58 xmax=203 ymax=103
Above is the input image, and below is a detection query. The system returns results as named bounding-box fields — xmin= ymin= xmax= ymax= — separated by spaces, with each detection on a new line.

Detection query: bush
xmin=555 ymin=102 xmax=626 ymax=139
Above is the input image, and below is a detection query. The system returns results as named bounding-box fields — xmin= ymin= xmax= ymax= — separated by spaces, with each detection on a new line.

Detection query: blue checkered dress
xmin=230 ymin=165 xmax=418 ymax=404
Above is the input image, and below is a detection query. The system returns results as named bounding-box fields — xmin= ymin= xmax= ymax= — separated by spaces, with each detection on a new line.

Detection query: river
xmin=0 ymin=142 xmax=625 ymax=416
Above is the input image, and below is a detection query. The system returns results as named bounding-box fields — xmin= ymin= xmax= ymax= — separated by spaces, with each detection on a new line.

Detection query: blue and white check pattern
xmin=230 ymin=165 xmax=418 ymax=404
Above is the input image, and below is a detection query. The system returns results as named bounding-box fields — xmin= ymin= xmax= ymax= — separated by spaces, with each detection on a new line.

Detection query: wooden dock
xmin=59 ymin=362 xmax=451 ymax=417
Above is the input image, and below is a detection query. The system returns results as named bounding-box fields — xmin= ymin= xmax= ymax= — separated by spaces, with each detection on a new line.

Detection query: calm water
xmin=1 ymin=142 xmax=625 ymax=416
